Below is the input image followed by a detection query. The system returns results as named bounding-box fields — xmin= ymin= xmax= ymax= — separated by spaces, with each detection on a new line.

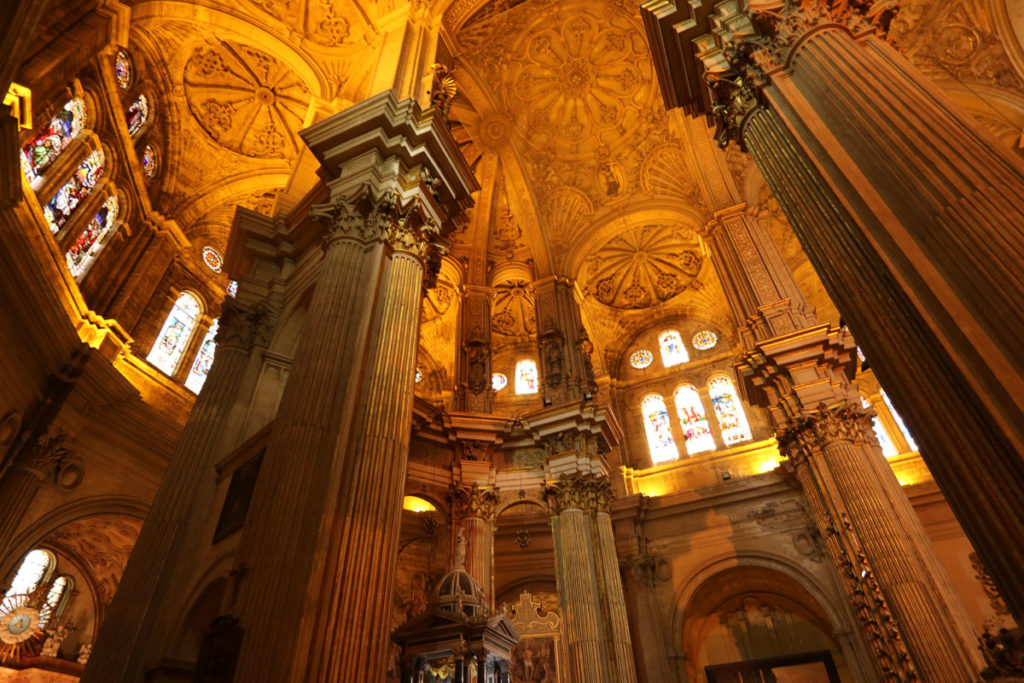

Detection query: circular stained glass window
xmin=202 ymin=246 xmax=223 ymax=273
xmin=629 ymin=349 xmax=654 ymax=369
xmin=415 ymin=368 xmax=423 ymax=383
xmin=115 ymin=51 xmax=133 ymax=90
xmin=492 ymin=373 xmax=508 ymax=391
xmin=141 ymin=145 xmax=157 ymax=177
xmin=692 ymin=330 xmax=718 ymax=351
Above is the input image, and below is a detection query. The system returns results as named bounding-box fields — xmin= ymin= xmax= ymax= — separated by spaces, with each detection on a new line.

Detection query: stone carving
xmin=451 ymin=484 xmax=498 ymax=521
xmin=539 ymin=332 xmax=564 ymax=387
xmin=504 ymin=592 xmax=561 ymax=683
xmin=466 ymin=345 xmax=490 ymax=393
xmin=217 ymin=298 xmax=274 ymax=350
xmin=76 ymin=643 xmax=92 ymax=664
xmin=970 ymin=552 xmax=1010 ymax=617
xmin=243 ymin=0 xmax=352 ymax=47
xmin=777 ymin=405 xmax=877 ymax=463
xmin=430 ymin=64 xmax=458 ymax=121
xmin=40 ymin=620 xmax=73 ymax=657
xmin=545 ymin=473 xmax=612 ymax=514
xmin=584 ymin=224 xmax=703 ymax=309
xmin=491 ymin=280 xmax=536 ymax=337
xmin=505 ymin=591 xmax=560 ymax=635
xmin=491 ymin=204 xmax=523 ymax=256
xmin=15 ymin=431 xmax=68 ymax=477
xmin=640 ymin=143 xmax=705 ymax=208
xmin=184 ymin=40 xmax=311 ymax=159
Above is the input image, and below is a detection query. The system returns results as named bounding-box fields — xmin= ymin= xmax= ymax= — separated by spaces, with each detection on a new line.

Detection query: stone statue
xmin=77 ymin=642 xmax=92 ymax=664
xmin=453 ymin=527 xmax=467 ymax=570
xmin=41 ymin=619 xmax=73 ymax=657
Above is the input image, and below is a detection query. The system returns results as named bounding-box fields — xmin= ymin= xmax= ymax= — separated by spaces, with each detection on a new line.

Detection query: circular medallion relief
xmin=184 ymin=40 xmax=311 ymax=159
xmin=584 ymin=224 xmax=703 ymax=309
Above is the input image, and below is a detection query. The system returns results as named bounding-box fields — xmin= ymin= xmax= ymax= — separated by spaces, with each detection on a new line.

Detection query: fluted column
xmin=594 ymin=504 xmax=637 ymax=683
xmin=453 ymin=483 xmax=497 ymax=606
xmin=84 ymin=298 xmax=268 ymax=681
xmin=739 ymin=325 xmax=983 ymax=680
xmin=547 ymin=475 xmax=609 ymax=683
xmin=678 ymin=1 xmax=1024 ymax=621
xmin=533 ymin=277 xmax=597 ymax=405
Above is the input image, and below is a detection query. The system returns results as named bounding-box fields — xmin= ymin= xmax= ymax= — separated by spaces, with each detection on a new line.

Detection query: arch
xmin=514 ymin=358 xmax=539 ymax=394
xmin=147 ymin=291 xmax=204 ymax=376
xmin=658 ymin=329 xmax=689 ymax=367
xmin=641 ymin=393 xmax=679 ymax=464
xmin=673 ymin=384 xmax=715 ymax=455
xmin=20 ymin=96 xmax=87 ymax=182
xmin=707 ymin=374 xmax=751 ymax=446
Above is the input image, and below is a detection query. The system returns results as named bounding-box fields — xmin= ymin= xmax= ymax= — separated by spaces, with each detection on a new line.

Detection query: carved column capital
xmin=623 ymin=554 xmax=658 ymax=590
xmin=216 ymin=298 xmax=274 ymax=351
xmin=14 ymin=431 xmax=68 ymax=478
xmin=545 ymin=473 xmax=613 ymax=515
xmin=451 ymin=483 xmax=498 ymax=522
xmin=777 ymin=404 xmax=876 ymax=464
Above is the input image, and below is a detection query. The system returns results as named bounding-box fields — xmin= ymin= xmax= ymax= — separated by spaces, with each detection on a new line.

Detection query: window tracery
xmin=658 ymin=330 xmax=688 ymax=367
xmin=43 ymin=149 xmax=105 ymax=234
xmin=202 ymin=246 xmax=223 ymax=273
xmin=3 ymin=550 xmax=53 ymax=600
xmin=147 ymin=292 xmax=202 ymax=376
xmin=641 ymin=394 xmax=679 ymax=463
xmin=141 ymin=145 xmax=157 ymax=177
xmin=674 ymin=385 xmax=716 ymax=455
xmin=692 ymin=330 xmax=718 ymax=350
xmin=20 ymin=98 xmax=87 ymax=182
xmin=184 ymin=319 xmax=218 ymax=394
xmin=514 ymin=359 xmax=538 ymax=394
xmin=66 ymin=195 xmax=119 ymax=278
xmin=708 ymin=374 xmax=751 ymax=445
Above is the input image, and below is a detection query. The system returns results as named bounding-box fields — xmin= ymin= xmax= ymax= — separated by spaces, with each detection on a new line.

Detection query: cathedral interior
xmin=0 ymin=0 xmax=1022 ymax=681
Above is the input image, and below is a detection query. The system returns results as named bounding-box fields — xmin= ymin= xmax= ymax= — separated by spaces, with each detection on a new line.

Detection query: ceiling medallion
xmin=184 ymin=40 xmax=310 ymax=159
xmin=585 ymin=224 xmax=703 ymax=309
xmin=491 ymin=280 xmax=537 ymax=337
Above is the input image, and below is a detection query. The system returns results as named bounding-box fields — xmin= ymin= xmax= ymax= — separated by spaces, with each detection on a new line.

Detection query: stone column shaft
xmin=622 ymin=557 xmax=674 ymax=683
xmin=552 ymin=508 xmax=608 ymax=682
xmin=595 ymin=511 xmax=637 ymax=683
xmin=717 ymin=14 xmax=1024 ymax=620
xmin=84 ymin=301 xmax=261 ymax=681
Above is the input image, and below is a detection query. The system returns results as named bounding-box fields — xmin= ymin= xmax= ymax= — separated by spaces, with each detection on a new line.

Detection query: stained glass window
xmin=692 ymin=330 xmax=718 ymax=351
xmin=127 ymin=95 xmax=149 ymax=137
xmin=39 ymin=576 xmax=70 ymax=628
xmin=415 ymin=367 xmax=423 ymax=384
xmin=708 ymin=374 xmax=752 ymax=445
xmin=629 ymin=349 xmax=653 ymax=370
xmin=881 ymin=390 xmax=918 ymax=452
xmin=641 ymin=394 xmax=679 ymax=463
xmin=115 ymin=50 xmax=133 ymax=90
xmin=184 ymin=319 xmax=218 ymax=394
xmin=20 ymin=98 xmax=87 ymax=181
xmin=3 ymin=550 xmax=53 ymax=601
xmin=147 ymin=292 xmax=201 ymax=376
xmin=141 ymin=144 xmax=157 ymax=177
xmin=492 ymin=373 xmax=507 ymax=391
xmin=863 ymin=398 xmax=898 ymax=458
xmin=226 ymin=280 xmax=238 ymax=298
xmin=66 ymin=195 xmax=119 ymax=278
xmin=674 ymin=385 xmax=716 ymax=455
xmin=43 ymin=149 xmax=105 ymax=234
xmin=658 ymin=330 xmax=688 ymax=367
xmin=514 ymin=359 xmax=538 ymax=394
xmin=202 ymin=246 xmax=223 ymax=273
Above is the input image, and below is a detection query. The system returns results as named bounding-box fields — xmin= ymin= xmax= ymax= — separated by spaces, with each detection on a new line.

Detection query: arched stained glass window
xmin=881 ymin=389 xmax=918 ymax=452
xmin=658 ymin=330 xmax=688 ymax=367
xmin=492 ymin=373 xmax=507 ymax=391
xmin=3 ymin=550 xmax=53 ymax=600
xmin=863 ymin=398 xmax=898 ymax=458
xmin=674 ymin=385 xmax=716 ymax=455
xmin=38 ymin=575 xmax=71 ymax=628
xmin=141 ymin=145 xmax=157 ymax=177
xmin=184 ymin=319 xmax=218 ymax=394
xmin=226 ymin=280 xmax=239 ymax=298
xmin=708 ymin=374 xmax=752 ymax=445
xmin=20 ymin=98 xmax=87 ymax=181
xmin=115 ymin=50 xmax=133 ymax=90
xmin=66 ymin=195 xmax=119 ymax=278
xmin=127 ymin=95 xmax=149 ymax=137
xmin=43 ymin=149 xmax=105 ymax=234
xmin=514 ymin=359 xmax=538 ymax=395
xmin=641 ymin=394 xmax=679 ymax=463
xmin=147 ymin=292 xmax=201 ymax=376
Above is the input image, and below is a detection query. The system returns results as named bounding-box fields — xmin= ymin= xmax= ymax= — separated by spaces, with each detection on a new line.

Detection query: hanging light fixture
xmin=513 ymin=484 xmax=531 ymax=550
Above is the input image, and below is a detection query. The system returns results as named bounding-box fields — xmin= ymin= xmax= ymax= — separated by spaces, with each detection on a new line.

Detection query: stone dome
xmin=435 ymin=567 xmax=488 ymax=618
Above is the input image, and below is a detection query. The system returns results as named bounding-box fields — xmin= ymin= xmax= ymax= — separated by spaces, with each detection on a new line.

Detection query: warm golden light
xmin=402 ymin=495 xmax=437 ymax=513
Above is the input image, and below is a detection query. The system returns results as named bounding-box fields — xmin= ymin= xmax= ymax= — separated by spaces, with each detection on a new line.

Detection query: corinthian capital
xmin=451 ymin=483 xmax=499 ymax=522
xmin=545 ymin=474 xmax=613 ymax=514
xmin=216 ymin=298 xmax=274 ymax=350
xmin=15 ymin=431 xmax=68 ymax=478
xmin=777 ymin=404 xmax=876 ymax=462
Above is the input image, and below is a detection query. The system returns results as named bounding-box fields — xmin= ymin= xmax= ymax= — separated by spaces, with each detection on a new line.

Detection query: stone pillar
xmin=622 ymin=555 xmax=674 ymax=683
xmin=453 ymin=483 xmax=497 ymax=606
xmin=685 ymin=1 xmax=1024 ymax=621
xmin=545 ymin=461 xmax=637 ymax=683
xmin=533 ymin=277 xmax=597 ymax=405
xmin=739 ymin=325 xmax=983 ymax=680
xmin=226 ymin=91 xmax=476 ymax=683
xmin=83 ymin=298 xmax=269 ymax=681
xmin=700 ymin=204 xmax=815 ymax=349
xmin=456 ymin=285 xmax=493 ymax=412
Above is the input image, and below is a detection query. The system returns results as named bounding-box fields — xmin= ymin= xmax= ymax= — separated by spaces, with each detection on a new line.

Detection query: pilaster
xmin=532 ymin=277 xmax=597 ymax=406
xmin=456 ymin=285 xmax=493 ymax=412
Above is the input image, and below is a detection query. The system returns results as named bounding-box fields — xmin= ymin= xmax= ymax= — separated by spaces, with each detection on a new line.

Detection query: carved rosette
xmin=545 ymin=474 xmax=613 ymax=515
xmin=451 ymin=484 xmax=498 ymax=522
xmin=776 ymin=405 xmax=877 ymax=465
xmin=310 ymin=189 xmax=447 ymax=287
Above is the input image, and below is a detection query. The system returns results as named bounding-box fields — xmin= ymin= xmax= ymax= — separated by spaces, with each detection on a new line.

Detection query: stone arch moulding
xmin=495 ymin=497 xmax=547 ymax=517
